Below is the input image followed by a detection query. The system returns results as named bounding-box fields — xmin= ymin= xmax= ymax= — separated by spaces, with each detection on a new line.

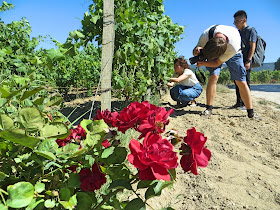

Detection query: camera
xmin=189 ymin=49 xmax=206 ymax=65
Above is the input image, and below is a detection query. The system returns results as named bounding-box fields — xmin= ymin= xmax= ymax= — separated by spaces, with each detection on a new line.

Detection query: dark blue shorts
xmin=206 ymin=53 xmax=246 ymax=81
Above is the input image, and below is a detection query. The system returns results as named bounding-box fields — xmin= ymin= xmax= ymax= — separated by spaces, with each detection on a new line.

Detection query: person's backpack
xmin=251 ymin=33 xmax=266 ymax=68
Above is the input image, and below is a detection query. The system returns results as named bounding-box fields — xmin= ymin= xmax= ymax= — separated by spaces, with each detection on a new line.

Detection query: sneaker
xmin=231 ymin=103 xmax=243 ymax=109
xmin=190 ymin=100 xmax=197 ymax=107
xmin=238 ymin=105 xmax=246 ymax=111
xmin=248 ymin=113 xmax=262 ymax=121
xmin=190 ymin=103 xmax=197 ymax=107
xmin=201 ymin=109 xmax=212 ymax=118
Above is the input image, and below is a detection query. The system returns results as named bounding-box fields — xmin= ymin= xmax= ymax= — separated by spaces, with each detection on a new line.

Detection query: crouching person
xmin=167 ymin=57 xmax=203 ymax=107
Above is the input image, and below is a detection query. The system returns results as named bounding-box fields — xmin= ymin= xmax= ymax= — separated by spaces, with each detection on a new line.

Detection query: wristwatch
xmin=245 ymin=59 xmax=252 ymax=64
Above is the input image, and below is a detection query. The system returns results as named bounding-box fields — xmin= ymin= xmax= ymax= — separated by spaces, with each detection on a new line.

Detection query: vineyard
xmin=0 ymin=0 xmax=279 ymax=210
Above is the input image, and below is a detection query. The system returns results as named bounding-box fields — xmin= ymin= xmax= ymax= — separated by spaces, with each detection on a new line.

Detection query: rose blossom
xmin=128 ymin=132 xmax=178 ymax=181
xmin=137 ymin=107 xmax=174 ymax=138
xmin=101 ymin=139 xmax=111 ymax=148
xmin=79 ymin=163 xmax=107 ymax=192
xmin=94 ymin=109 xmax=119 ymax=127
xmin=180 ymin=127 xmax=211 ymax=175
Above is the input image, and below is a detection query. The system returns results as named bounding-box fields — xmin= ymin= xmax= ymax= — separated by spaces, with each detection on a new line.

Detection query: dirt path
xmin=146 ymin=88 xmax=280 ymax=209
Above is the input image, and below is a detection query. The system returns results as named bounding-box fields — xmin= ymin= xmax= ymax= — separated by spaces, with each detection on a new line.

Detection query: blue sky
xmin=1 ymin=0 xmax=279 ymax=63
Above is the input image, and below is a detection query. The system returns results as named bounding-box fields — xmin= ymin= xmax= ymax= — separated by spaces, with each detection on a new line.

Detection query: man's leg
xmin=234 ymin=80 xmax=252 ymax=109
xmin=206 ymin=75 xmax=219 ymax=106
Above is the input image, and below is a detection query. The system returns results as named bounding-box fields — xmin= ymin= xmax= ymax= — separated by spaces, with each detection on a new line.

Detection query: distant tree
xmin=275 ymin=57 xmax=280 ymax=70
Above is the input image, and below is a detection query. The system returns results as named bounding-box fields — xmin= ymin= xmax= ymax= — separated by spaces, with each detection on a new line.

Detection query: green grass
xmin=216 ymin=84 xmax=231 ymax=93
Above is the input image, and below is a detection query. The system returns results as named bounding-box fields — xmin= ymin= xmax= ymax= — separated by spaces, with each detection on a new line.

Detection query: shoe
xmin=231 ymin=103 xmax=243 ymax=109
xmin=190 ymin=100 xmax=197 ymax=107
xmin=248 ymin=113 xmax=262 ymax=121
xmin=201 ymin=109 xmax=212 ymax=118
xmin=238 ymin=105 xmax=246 ymax=111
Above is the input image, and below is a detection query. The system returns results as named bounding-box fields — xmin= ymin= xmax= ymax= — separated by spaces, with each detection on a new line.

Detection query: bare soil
xmin=62 ymin=87 xmax=280 ymax=210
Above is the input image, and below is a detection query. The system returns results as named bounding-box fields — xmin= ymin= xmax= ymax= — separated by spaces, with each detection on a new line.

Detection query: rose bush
xmin=0 ymin=99 xmax=211 ymax=209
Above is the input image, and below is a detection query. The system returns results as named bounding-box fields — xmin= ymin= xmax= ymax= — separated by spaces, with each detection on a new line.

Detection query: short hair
xmin=203 ymin=37 xmax=227 ymax=60
xmin=234 ymin=10 xmax=247 ymax=19
xmin=174 ymin=56 xmax=190 ymax=69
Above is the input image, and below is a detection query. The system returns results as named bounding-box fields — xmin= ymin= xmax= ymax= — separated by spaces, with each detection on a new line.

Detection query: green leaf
xmin=26 ymin=198 xmax=44 ymax=210
xmin=46 ymin=95 xmax=63 ymax=106
xmin=59 ymin=187 xmax=71 ymax=201
xmin=37 ymin=138 xmax=58 ymax=154
xmin=34 ymin=150 xmax=56 ymax=160
xmin=101 ymin=147 xmax=115 ymax=158
xmin=18 ymin=107 xmax=45 ymax=132
xmin=86 ymin=119 xmax=109 ymax=134
xmin=0 ymin=114 xmax=14 ymax=130
xmin=33 ymin=97 xmax=45 ymax=105
xmin=83 ymin=120 xmax=109 ymax=147
xmin=109 ymin=179 xmax=132 ymax=190
xmin=20 ymin=87 xmax=44 ymax=101
xmin=76 ymin=192 xmax=95 ymax=210
xmin=40 ymin=122 xmax=70 ymax=139
xmin=67 ymin=148 xmax=88 ymax=159
xmin=80 ymin=119 xmax=93 ymax=133
xmin=105 ymin=147 xmax=127 ymax=164
xmin=68 ymin=173 xmax=81 ymax=188
xmin=7 ymin=182 xmax=34 ymax=208
xmin=145 ymin=181 xmax=172 ymax=200
xmin=0 ymin=202 xmax=8 ymax=210
xmin=137 ymin=180 xmax=153 ymax=189
xmin=0 ymin=87 xmax=11 ymax=98
xmin=35 ymin=182 xmax=45 ymax=193
xmin=0 ymin=129 xmax=40 ymax=149
xmin=59 ymin=194 xmax=77 ymax=209
xmin=0 ymin=172 xmax=8 ymax=181
xmin=124 ymin=198 xmax=145 ymax=210
xmin=44 ymin=199 xmax=55 ymax=208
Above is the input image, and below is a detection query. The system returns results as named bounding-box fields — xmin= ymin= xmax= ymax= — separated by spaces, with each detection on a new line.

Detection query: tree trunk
xmin=101 ymin=0 xmax=115 ymax=111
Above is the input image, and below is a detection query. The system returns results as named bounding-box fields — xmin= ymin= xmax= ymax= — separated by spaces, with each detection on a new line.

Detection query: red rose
xmin=79 ymin=163 xmax=107 ymax=192
xmin=101 ymin=139 xmax=111 ymax=148
xmin=94 ymin=109 xmax=119 ymax=127
xmin=180 ymin=127 xmax=211 ymax=175
xmin=137 ymin=107 xmax=174 ymax=138
xmin=76 ymin=124 xmax=86 ymax=138
xmin=128 ymin=132 xmax=178 ymax=181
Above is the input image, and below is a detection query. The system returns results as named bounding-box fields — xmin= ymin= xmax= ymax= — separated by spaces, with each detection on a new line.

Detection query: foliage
xmin=0 ymin=81 xmax=211 ymax=209
xmin=78 ymin=0 xmax=185 ymax=101
xmin=40 ymin=43 xmax=101 ymax=95
xmin=217 ymin=69 xmax=231 ymax=84
xmin=275 ymin=57 xmax=280 ymax=70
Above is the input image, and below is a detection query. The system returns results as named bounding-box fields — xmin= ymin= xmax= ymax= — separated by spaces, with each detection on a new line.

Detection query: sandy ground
xmin=145 ymin=87 xmax=280 ymax=210
xmin=62 ymin=85 xmax=280 ymax=210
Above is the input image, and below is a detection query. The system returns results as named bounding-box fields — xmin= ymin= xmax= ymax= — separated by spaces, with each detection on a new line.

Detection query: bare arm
xmin=245 ymin=41 xmax=256 ymax=70
xmin=170 ymin=74 xmax=190 ymax=83
xmin=197 ymin=58 xmax=223 ymax=68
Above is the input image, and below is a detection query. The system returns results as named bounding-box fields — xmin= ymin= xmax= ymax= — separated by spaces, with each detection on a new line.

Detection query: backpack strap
xmin=208 ymin=25 xmax=219 ymax=40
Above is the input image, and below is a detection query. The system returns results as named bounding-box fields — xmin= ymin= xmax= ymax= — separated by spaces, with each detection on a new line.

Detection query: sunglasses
xmin=233 ymin=19 xmax=244 ymax=25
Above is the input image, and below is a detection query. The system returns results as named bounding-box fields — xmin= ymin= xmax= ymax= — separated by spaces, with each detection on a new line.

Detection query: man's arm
xmin=245 ymin=41 xmax=256 ymax=70
xmin=196 ymin=58 xmax=223 ymax=68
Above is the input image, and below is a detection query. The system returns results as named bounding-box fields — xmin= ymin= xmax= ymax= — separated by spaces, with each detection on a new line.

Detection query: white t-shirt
xmin=196 ymin=25 xmax=241 ymax=62
xmin=173 ymin=69 xmax=199 ymax=87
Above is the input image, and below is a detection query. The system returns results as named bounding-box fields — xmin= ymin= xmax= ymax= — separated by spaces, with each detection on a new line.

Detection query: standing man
xmin=232 ymin=10 xmax=257 ymax=110
xmin=193 ymin=25 xmax=260 ymax=119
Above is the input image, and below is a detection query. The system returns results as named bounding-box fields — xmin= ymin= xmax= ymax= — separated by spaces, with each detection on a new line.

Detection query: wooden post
xmin=101 ymin=0 xmax=115 ymax=111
